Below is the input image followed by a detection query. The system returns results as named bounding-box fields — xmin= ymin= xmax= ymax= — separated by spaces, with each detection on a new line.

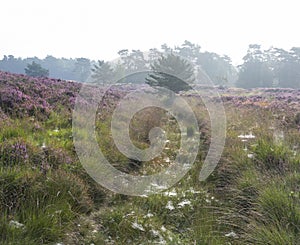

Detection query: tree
xmin=197 ymin=52 xmax=237 ymax=86
xmin=0 ymin=55 xmax=26 ymax=74
xmin=117 ymin=49 xmax=147 ymax=72
xmin=146 ymin=53 xmax=195 ymax=93
xmin=175 ymin=40 xmax=201 ymax=62
xmin=236 ymin=44 xmax=273 ymax=88
xmin=74 ymin=58 xmax=91 ymax=82
xmin=25 ymin=61 xmax=49 ymax=78
xmin=174 ymin=40 xmax=237 ymax=86
xmin=91 ymin=60 xmax=114 ymax=84
xmin=277 ymin=48 xmax=300 ymax=88
xmin=236 ymin=61 xmax=273 ymax=88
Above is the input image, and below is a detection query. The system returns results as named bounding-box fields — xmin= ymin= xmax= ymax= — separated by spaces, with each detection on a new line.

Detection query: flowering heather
xmin=1 ymin=71 xmax=300 ymax=244
xmin=219 ymin=87 xmax=300 ymax=110
xmin=0 ymin=71 xmax=81 ymax=118
xmin=0 ymin=139 xmax=28 ymax=166
xmin=0 ymin=71 xmax=147 ymax=120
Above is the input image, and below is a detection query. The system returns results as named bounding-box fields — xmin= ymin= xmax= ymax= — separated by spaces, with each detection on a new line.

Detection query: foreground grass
xmin=1 ymin=90 xmax=300 ymax=244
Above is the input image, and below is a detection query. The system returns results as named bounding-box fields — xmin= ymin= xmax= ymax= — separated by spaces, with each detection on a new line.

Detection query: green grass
xmin=1 ymin=92 xmax=300 ymax=244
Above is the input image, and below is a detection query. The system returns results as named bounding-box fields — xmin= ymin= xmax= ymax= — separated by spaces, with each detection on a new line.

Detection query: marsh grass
xmin=1 ymin=80 xmax=300 ymax=244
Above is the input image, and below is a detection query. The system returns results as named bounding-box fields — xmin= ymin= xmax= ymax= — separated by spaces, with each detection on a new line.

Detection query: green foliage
xmin=277 ymin=47 xmax=300 ymax=88
xmin=246 ymin=223 xmax=297 ymax=245
xmin=146 ymin=53 xmax=194 ymax=93
xmin=91 ymin=60 xmax=114 ymax=84
xmin=1 ymin=72 xmax=300 ymax=244
xmin=258 ymin=185 xmax=300 ymax=232
xmin=74 ymin=58 xmax=91 ymax=82
xmin=252 ymin=138 xmax=291 ymax=173
xmin=0 ymin=167 xmax=93 ymax=244
xmin=25 ymin=61 xmax=49 ymax=78
xmin=236 ymin=45 xmax=273 ymax=88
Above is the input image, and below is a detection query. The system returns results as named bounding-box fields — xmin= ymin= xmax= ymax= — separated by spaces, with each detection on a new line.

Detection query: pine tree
xmin=25 ymin=61 xmax=49 ymax=78
xmin=146 ymin=53 xmax=194 ymax=93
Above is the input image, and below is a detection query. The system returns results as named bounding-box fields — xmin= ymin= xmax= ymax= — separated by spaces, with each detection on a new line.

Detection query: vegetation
xmin=146 ymin=53 xmax=194 ymax=93
xmin=24 ymin=62 xmax=49 ymax=78
xmin=0 ymin=71 xmax=300 ymax=244
xmin=3 ymin=41 xmax=300 ymax=88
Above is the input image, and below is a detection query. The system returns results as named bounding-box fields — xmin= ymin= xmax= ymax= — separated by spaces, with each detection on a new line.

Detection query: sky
xmin=1 ymin=0 xmax=300 ymax=65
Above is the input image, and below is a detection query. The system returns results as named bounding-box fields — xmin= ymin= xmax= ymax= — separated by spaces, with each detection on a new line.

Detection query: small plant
xmin=252 ymin=139 xmax=291 ymax=173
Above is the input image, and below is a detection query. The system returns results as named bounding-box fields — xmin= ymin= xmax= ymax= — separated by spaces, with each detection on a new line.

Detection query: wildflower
xmin=163 ymin=189 xmax=177 ymax=197
xmin=225 ymin=231 xmax=238 ymax=238
xmin=205 ymin=199 xmax=211 ymax=204
xmin=164 ymin=157 xmax=170 ymax=163
xmin=144 ymin=213 xmax=154 ymax=218
xmin=238 ymin=132 xmax=255 ymax=139
xmin=41 ymin=142 xmax=47 ymax=149
xmin=9 ymin=220 xmax=24 ymax=229
xmin=247 ymin=153 xmax=254 ymax=158
xmin=131 ymin=222 xmax=145 ymax=231
xmin=178 ymin=200 xmax=191 ymax=208
xmin=161 ymin=225 xmax=167 ymax=232
xmin=166 ymin=201 xmax=175 ymax=210
xmin=150 ymin=229 xmax=160 ymax=237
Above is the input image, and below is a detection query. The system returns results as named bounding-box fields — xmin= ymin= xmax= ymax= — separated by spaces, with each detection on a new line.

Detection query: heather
xmin=0 ymin=71 xmax=299 ymax=244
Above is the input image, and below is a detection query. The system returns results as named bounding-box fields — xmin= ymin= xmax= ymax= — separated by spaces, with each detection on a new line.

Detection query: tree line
xmin=1 ymin=41 xmax=300 ymax=88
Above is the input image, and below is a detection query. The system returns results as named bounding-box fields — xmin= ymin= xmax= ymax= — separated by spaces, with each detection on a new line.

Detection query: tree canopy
xmin=146 ymin=53 xmax=194 ymax=93
xmin=25 ymin=61 xmax=49 ymax=78
xmin=1 ymin=41 xmax=300 ymax=88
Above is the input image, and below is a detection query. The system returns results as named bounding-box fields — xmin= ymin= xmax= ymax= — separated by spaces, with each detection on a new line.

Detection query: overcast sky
xmin=1 ymin=0 xmax=299 ymax=65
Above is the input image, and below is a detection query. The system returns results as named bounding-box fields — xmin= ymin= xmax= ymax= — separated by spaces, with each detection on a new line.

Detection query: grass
xmin=1 ymin=81 xmax=300 ymax=244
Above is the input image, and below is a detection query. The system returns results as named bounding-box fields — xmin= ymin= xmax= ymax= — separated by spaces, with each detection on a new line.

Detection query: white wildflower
xmin=9 ymin=220 xmax=24 ymax=229
xmin=163 ymin=190 xmax=177 ymax=197
xmin=144 ymin=213 xmax=154 ymax=218
xmin=247 ymin=153 xmax=254 ymax=159
xmin=225 ymin=231 xmax=238 ymax=238
xmin=151 ymin=229 xmax=160 ymax=237
xmin=161 ymin=225 xmax=167 ymax=232
xmin=178 ymin=200 xmax=191 ymax=208
xmin=131 ymin=222 xmax=145 ymax=231
xmin=166 ymin=201 xmax=175 ymax=210
xmin=238 ymin=132 xmax=255 ymax=139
